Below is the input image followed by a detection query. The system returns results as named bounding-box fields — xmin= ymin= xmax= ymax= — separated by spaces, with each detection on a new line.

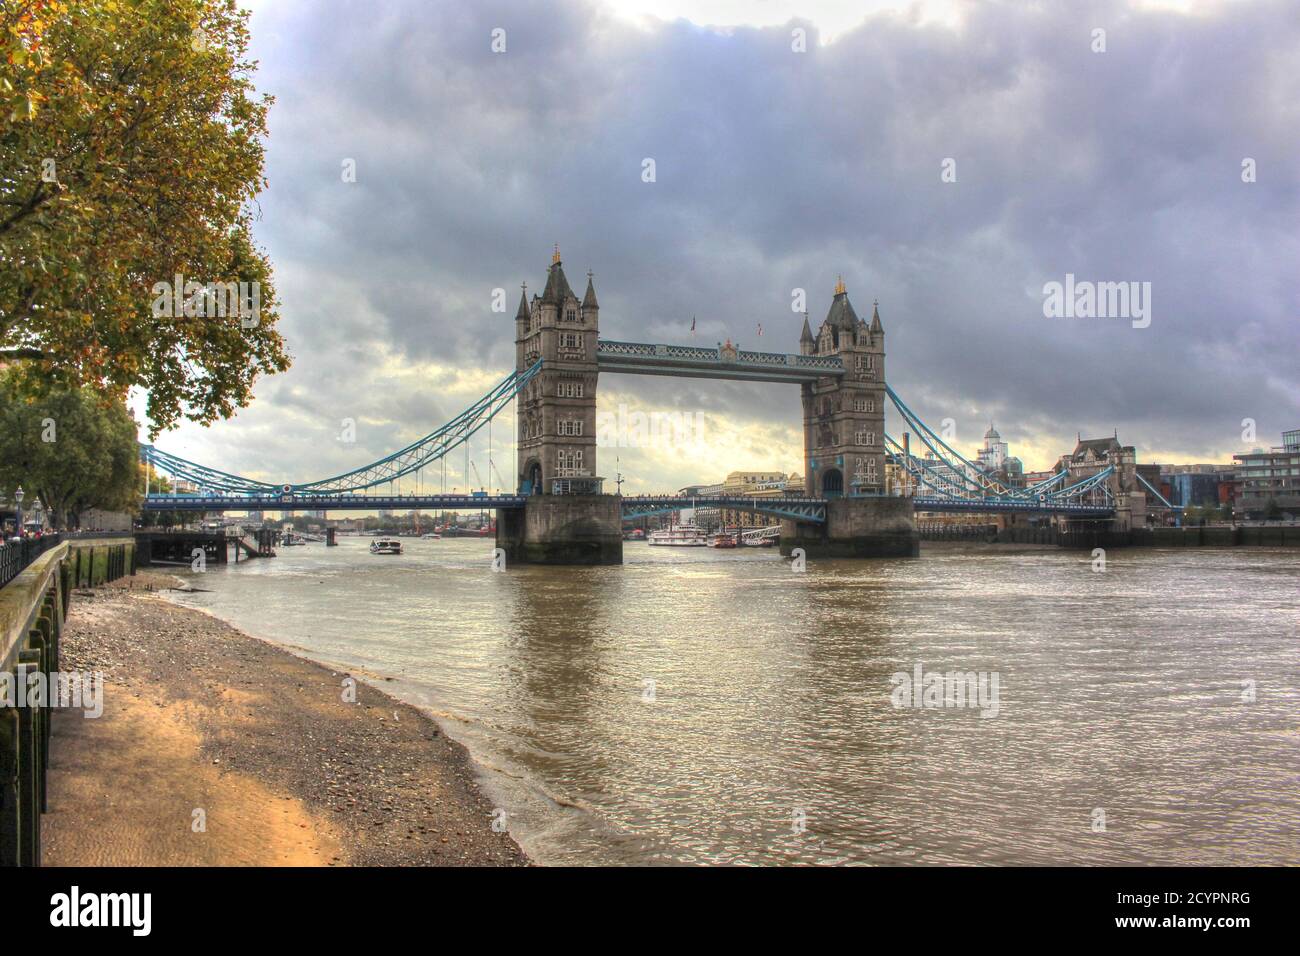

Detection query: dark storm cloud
xmin=167 ymin=0 xmax=1298 ymax=481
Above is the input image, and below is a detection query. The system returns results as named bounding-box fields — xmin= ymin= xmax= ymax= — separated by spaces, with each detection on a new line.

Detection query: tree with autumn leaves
xmin=1 ymin=0 xmax=290 ymax=436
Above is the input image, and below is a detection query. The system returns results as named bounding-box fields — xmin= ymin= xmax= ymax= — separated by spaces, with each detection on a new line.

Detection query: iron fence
xmin=0 ymin=534 xmax=62 ymax=591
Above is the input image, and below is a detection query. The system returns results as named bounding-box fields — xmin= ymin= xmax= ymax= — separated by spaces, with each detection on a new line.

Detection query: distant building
xmin=1059 ymin=435 xmax=1131 ymax=477
xmin=1059 ymin=434 xmax=1175 ymax=526
xmin=721 ymin=471 xmax=788 ymax=494
xmin=975 ymin=424 xmax=1009 ymax=472
xmin=671 ymin=473 xmax=802 ymax=528
xmin=909 ymin=451 xmax=965 ymax=497
xmin=719 ymin=472 xmax=801 ymax=528
xmin=1232 ymin=430 xmax=1300 ymax=517
xmin=80 ymin=509 xmax=132 ymax=531
xmin=676 ymin=483 xmax=724 ymax=497
xmin=1164 ymin=470 xmax=1233 ymax=508
xmin=973 ymin=424 xmax=1025 ymax=489
xmin=673 ymin=482 xmax=724 ymax=527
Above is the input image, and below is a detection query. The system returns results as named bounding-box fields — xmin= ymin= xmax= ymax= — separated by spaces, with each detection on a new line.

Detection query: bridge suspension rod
xmin=141 ymin=360 xmax=541 ymax=496
xmin=884 ymin=434 xmax=977 ymax=498
xmin=885 ymin=386 xmax=1018 ymax=497
xmin=883 ymin=402 xmax=998 ymax=497
xmin=885 ymin=387 xmax=1109 ymax=504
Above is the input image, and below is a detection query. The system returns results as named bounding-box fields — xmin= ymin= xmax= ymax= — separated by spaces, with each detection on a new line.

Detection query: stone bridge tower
xmin=800 ymin=278 xmax=887 ymax=498
xmin=514 ymin=248 xmax=601 ymax=495
xmin=499 ymin=248 xmax=621 ymax=565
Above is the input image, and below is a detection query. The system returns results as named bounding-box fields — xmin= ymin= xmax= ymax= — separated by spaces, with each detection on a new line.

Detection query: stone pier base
xmin=780 ymin=496 xmax=919 ymax=559
xmin=496 ymin=495 xmax=623 ymax=566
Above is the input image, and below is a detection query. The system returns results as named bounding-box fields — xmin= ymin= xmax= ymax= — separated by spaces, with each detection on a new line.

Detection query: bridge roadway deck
xmin=596 ymin=340 xmax=845 ymax=384
xmin=144 ymin=493 xmax=1113 ymax=518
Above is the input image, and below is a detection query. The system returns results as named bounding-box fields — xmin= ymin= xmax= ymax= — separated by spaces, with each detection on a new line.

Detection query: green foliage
xmin=0 ymin=368 xmax=140 ymax=526
xmin=0 ymin=0 xmax=290 ymax=435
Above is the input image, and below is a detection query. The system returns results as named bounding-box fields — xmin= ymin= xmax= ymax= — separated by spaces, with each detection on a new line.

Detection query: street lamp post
xmin=13 ymin=486 xmax=23 ymax=538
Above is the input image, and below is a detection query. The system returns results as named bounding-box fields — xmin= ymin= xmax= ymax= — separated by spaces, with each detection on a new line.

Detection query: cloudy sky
xmin=143 ymin=0 xmax=1299 ymax=495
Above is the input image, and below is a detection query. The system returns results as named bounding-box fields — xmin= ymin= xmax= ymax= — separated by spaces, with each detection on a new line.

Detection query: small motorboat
xmin=369 ymin=537 xmax=403 ymax=554
xmin=708 ymin=533 xmax=738 ymax=549
xmin=421 ymin=532 xmax=441 ymax=539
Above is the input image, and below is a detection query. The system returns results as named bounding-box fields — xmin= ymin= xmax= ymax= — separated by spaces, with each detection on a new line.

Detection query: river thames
xmin=167 ymin=539 xmax=1299 ymax=866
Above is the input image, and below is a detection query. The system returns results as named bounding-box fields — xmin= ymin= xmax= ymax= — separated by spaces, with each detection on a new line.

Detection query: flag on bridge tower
xmin=758 ymin=322 xmax=763 ymax=336
xmin=690 ymin=315 xmax=696 ymax=334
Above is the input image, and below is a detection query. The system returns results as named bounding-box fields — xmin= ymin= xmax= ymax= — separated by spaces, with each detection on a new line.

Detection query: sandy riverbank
xmin=41 ymin=572 xmax=529 ymax=866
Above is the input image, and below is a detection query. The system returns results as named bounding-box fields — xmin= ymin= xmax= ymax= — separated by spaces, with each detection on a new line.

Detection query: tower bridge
xmin=141 ymin=250 xmax=1160 ymax=564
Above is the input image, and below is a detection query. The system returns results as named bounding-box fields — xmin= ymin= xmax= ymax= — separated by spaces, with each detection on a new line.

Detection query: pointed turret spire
xmin=824 ymin=280 xmax=859 ymax=333
xmin=582 ymin=270 xmax=599 ymax=309
xmin=869 ymin=298 xmax=883 ymax=333
xmin=800 ymin=312 xmax=814 ymax=342
xmin=516 ymin=282 xmax=530 ymax=320
xmin=541 ymin=248 xmax=572 ymax=305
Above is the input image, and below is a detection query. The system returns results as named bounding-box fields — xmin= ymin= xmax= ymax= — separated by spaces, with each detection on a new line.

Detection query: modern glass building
xmin=1232 ymin=429 xmax=1300 ymax=516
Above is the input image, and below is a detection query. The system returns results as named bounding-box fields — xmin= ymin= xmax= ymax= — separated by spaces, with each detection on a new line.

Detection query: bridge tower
xmin=782 ymin=279 xmax=917 ymax=559
xmin=499 ymin=248 xmax=622 ymax=565
xmin=514 ymin=247 xmax=601 ymax=496
xmin=800 ymin=279 xmax=887 ymax=498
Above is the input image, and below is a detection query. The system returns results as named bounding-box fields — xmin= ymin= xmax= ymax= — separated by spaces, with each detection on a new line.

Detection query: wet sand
xmin=41 ymin=573 xmax=529 ymax=866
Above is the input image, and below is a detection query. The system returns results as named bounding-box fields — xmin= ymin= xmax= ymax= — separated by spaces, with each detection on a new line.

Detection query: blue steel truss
xmin=596 ymin=339 xmax=844 ymax=384
xmin=881 ymin=383 xmax=1126 ymax=513
xmin=910 ymin=496 xmax=1114 ymax=516
xmin=138 ymin=339 xmax=1143 ymax=520
xmin=143 ymin=493 xmax=527 ymax=513
xmin=885 ymin=386 xmax=1019 ymax=497
xmin=885 ymin=433 xmax=1086 ymax=504
xmin=142 ymin=361 xmax=541 ymax=496
xmin=889 ymin=437 xmax=1118 ymax=512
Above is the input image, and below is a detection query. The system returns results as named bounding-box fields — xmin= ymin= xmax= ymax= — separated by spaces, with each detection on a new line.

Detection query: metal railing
xmin=2 ymin=536 xmax=135 ymax=865
xmin=0 ymin=534 xmax=62 ymax=591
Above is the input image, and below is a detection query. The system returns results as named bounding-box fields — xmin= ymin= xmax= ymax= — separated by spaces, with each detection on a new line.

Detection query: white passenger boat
xmin=369 ymin=537 xmax=403 ymax=554
xmin=648 ymin=526 xmax=708 ymax=547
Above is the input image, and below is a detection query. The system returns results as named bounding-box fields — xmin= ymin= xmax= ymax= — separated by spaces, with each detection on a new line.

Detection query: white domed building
xmin=975 ymin=423 xmax=1025 ymax=488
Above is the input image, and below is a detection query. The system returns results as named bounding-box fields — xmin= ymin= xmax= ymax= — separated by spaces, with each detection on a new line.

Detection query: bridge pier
xmin=496 ymin=496 xmax=623 ymax=566
xmin=780 ymin=497 xmax=919 ymax=559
